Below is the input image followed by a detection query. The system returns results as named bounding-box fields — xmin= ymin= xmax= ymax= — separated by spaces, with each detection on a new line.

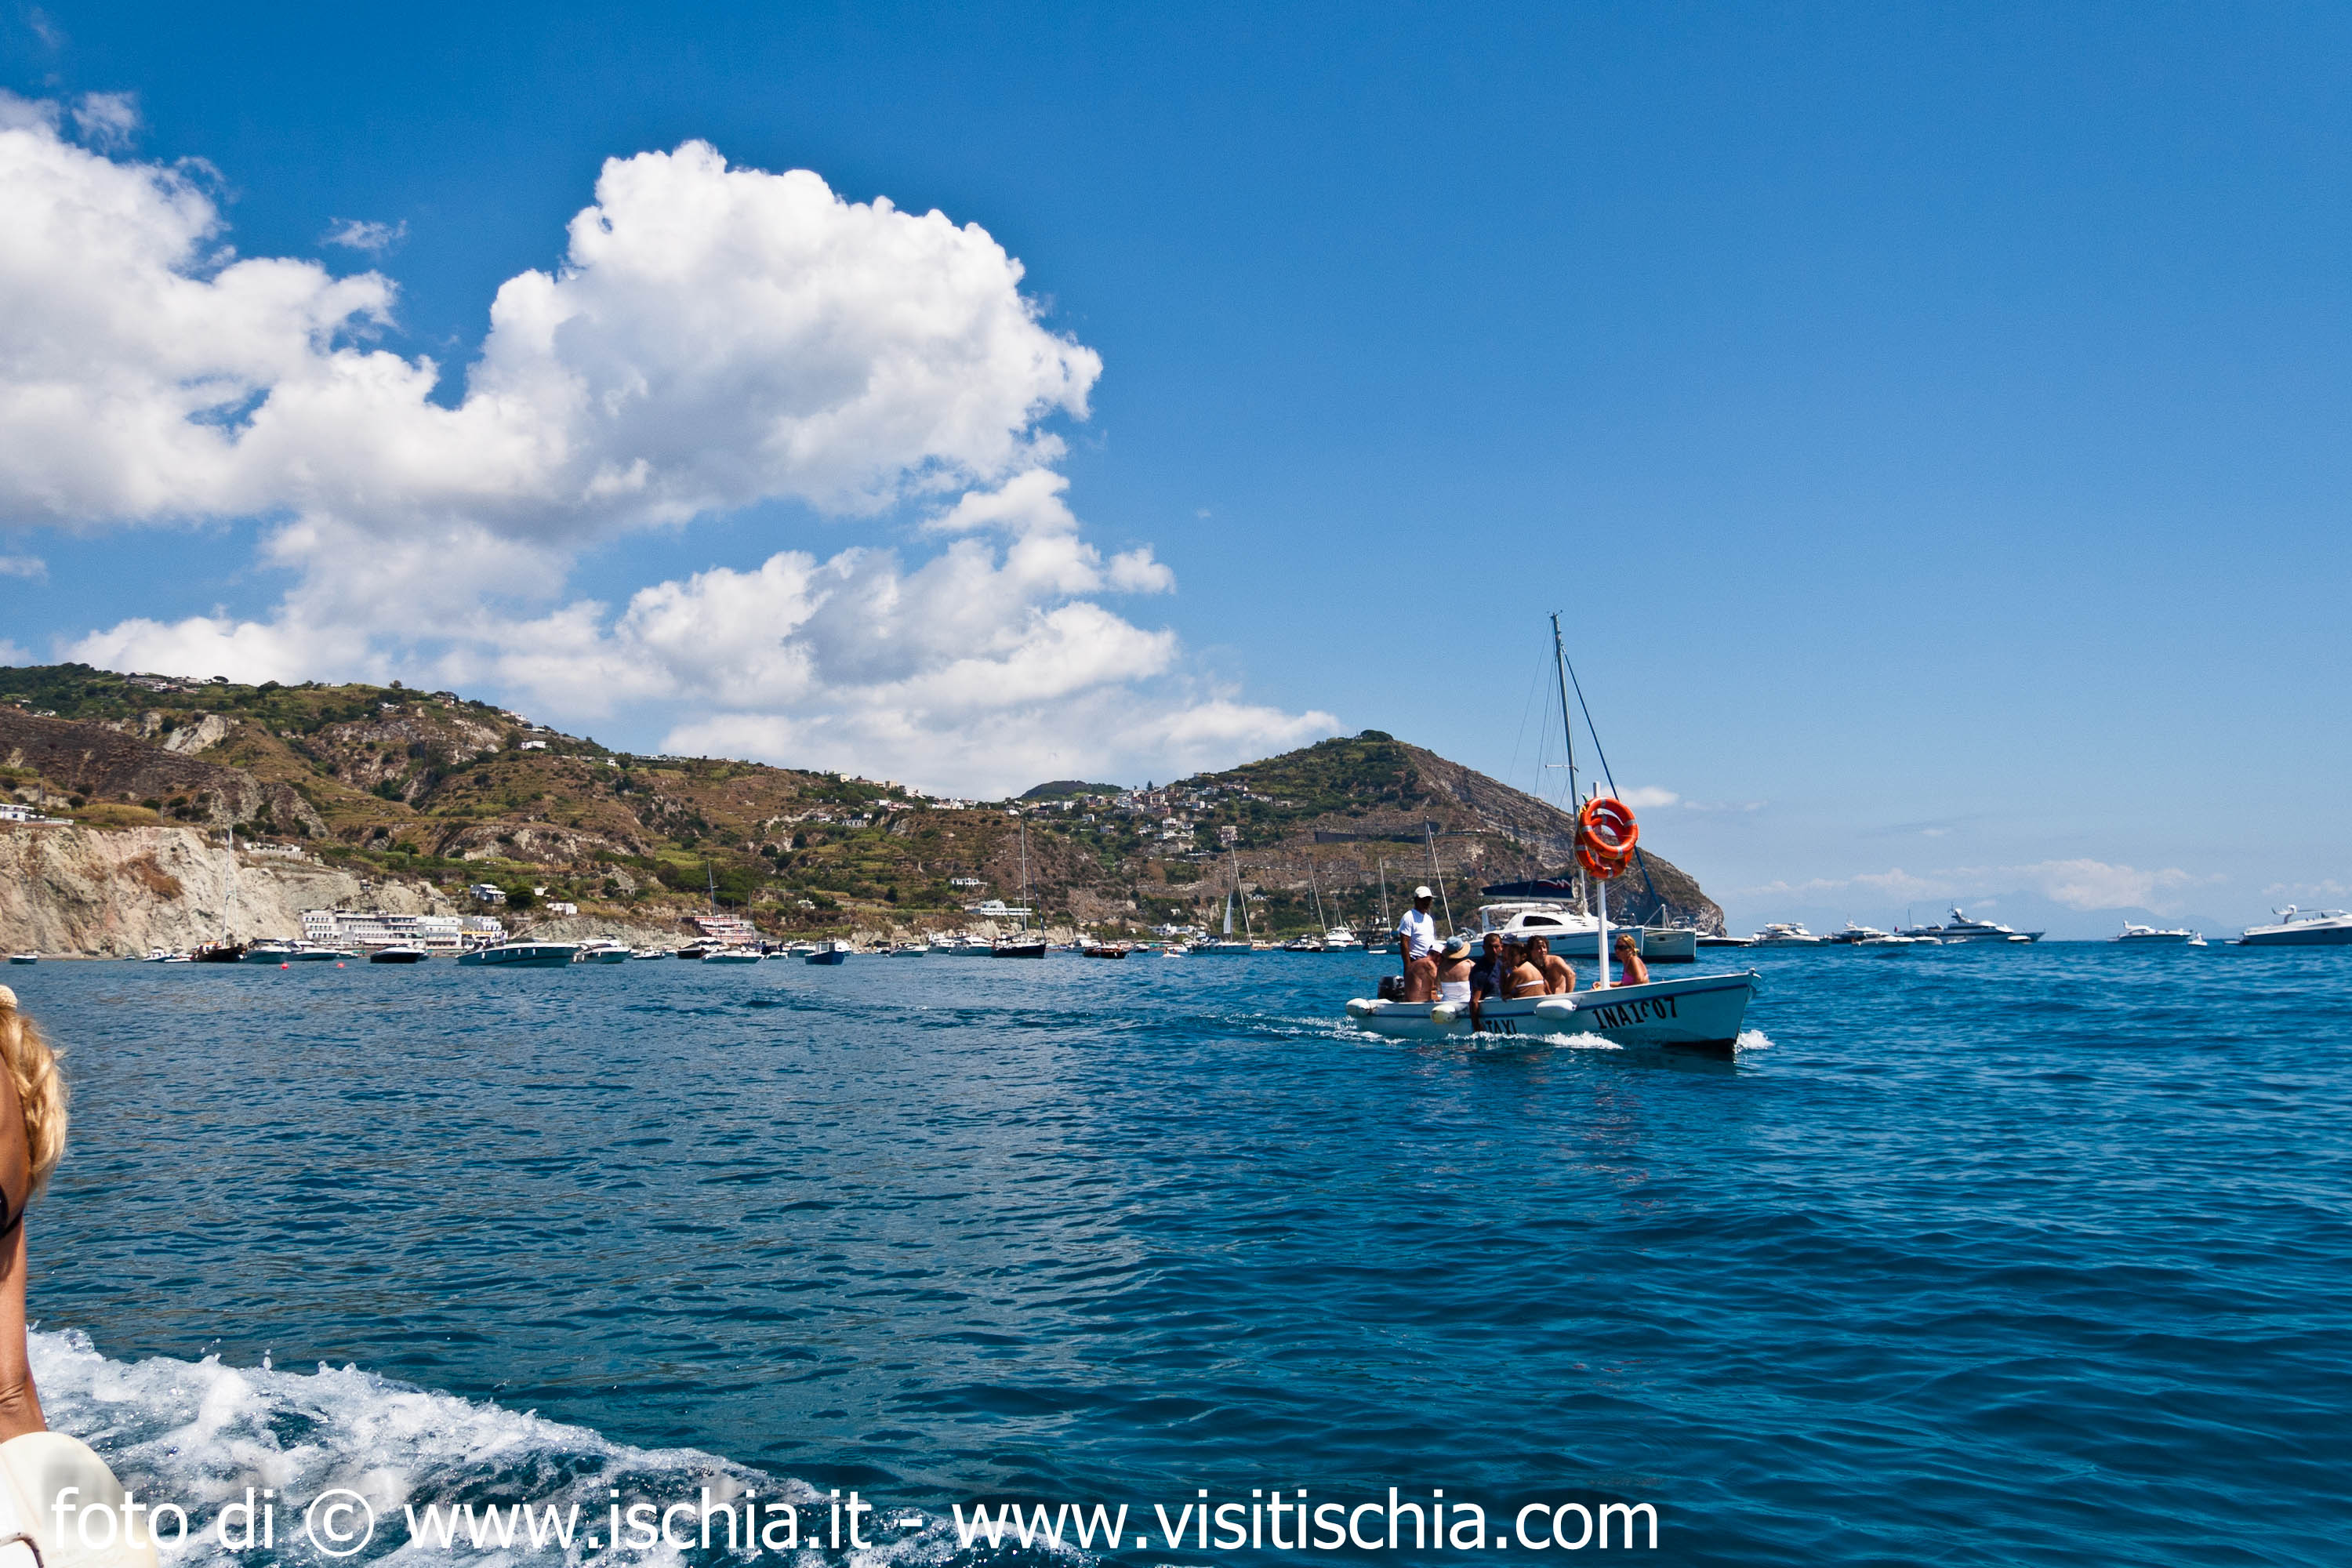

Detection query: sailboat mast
xmin=1552 ymin=612 xmax=1588 ymax=914
xmin=1309 ymin=861 xmax=1328 ymax=931
xmin=1019 ymin=821 xmax=1032 ymax=932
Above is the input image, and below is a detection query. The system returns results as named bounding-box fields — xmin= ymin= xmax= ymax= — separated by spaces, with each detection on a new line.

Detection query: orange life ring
xmin=1576 ymin=797 xmax=1639 ymax=881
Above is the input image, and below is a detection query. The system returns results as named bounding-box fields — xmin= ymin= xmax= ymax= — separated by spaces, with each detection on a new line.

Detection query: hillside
xmin=1 ymin=664 xmax=1721 ymax=949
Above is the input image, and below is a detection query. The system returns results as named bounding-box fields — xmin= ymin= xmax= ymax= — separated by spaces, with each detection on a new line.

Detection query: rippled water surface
xmin=11 ymin=944 xmax=2348 ymax=1565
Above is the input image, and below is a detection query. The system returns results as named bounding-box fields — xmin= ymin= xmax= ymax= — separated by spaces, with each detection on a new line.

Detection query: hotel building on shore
xmin=300 ymin=910 xmax=507 ymax=953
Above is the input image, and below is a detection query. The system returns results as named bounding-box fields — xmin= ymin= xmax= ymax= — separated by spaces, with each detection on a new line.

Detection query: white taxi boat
xmin=1346 ymin=970 xmax=1757 ymax=1052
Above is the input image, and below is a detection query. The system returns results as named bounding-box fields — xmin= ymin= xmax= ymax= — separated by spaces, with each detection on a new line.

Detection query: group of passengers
xmin=1394 ymin=885 xmax=1650 ymax=1019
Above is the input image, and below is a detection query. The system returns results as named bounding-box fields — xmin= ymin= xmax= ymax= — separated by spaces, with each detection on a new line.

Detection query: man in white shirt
xmin=1396 ymin=886 xmax=1443 ymax=1001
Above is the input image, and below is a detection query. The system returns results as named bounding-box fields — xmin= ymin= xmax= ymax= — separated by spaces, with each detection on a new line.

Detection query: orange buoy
xmin=1576 ymin=797 xmax=1640 ymax=880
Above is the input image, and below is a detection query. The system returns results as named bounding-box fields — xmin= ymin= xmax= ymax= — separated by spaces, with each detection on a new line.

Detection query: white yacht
xmin=1321 ymin=925 xmax=1364 ymax=951
xmin=2115 ymin=923 xmax=2205 ymax=946
xmin=2236 ymin=906 xmax=2352 ymax=947
xmin=1750 ymin=922 xmax=1824 ymax=946
xmin=573 ymin=939 xmax=633 ymax=963
xmin=1896 ymin=907 xmax=2042 ymax=943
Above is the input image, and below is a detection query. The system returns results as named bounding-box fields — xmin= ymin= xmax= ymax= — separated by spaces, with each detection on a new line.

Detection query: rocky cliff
xmin=0 ymin=826 xmax=447 ymax=957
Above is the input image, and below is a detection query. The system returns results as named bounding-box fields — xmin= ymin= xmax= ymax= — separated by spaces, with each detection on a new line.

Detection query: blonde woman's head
xmin=0 ymin=987 xmax=67 ymax=1195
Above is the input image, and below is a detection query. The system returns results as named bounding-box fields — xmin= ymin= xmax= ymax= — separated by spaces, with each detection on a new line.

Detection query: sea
xmin=7 ymin=942 xmax=2345 ymax=1566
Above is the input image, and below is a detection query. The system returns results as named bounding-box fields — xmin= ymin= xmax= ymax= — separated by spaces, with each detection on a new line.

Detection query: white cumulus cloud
xmin=0 ymin=554 xmax=46 ymax=579
xmin=1741 ymin=859 xmax=2211 ymax=913
xmin=0 ymin=100 xmax=1327 ymax=791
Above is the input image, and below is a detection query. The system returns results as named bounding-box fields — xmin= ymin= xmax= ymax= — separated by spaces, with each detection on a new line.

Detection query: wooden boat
xmin=1082 ymin=943 xmax=1130 ymax=959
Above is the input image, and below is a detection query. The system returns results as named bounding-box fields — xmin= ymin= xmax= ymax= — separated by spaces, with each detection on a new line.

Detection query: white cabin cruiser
xmin=573 ymin=939 xmax=633 ymax=963
xmin=2115 ymin=923 xmax=2205 ymax=946
xmin=1322 ymin=926 xmax=1364 ymax=951
xmin=1896 ymin=907 xmax=2042 ymax=943
xmin=2236 ymin=906 xmax=2352 ymax=946
xmin=1750 ymin=922 xmax=1824 ymax=946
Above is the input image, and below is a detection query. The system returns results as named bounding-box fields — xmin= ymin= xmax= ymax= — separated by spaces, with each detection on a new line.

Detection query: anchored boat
xmin=2235 ymin=906 xmax=2352 ymax=946
xmin=457 ymin=941 xmax=583 ymax=968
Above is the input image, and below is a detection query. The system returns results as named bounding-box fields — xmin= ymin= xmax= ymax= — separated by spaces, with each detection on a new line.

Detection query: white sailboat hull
xmin=1345 ymin=971 xmax=1757 ymax=1051
xmin=1635 ymin=927 xmax=1698 ymax=963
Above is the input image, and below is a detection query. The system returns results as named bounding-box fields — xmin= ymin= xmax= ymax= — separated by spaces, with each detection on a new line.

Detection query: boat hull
xmin=458 ymin=944 xmax=582 ymax=968
xmin=1346 ymin=971 xmax=1757 ymax=1052
xmin=368 ymin=948 xmax=429 ymax=964
xmin=1635 ymin=927 xmax=1698 ymax=964
xmin=990 ymin=942 xmax=1047 ymax=959
xmin=703 ymin=949 xmax=764 ymax=964
xmin=2237 ymin=924 xmax=2352 ymax=946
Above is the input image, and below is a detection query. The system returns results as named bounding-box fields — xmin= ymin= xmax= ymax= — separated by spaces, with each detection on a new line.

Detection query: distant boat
xmin=573 ymin=939 xmax=633 ymax=964
xmin=1749 ymin=922 xmax=1824 ymax=946
xmin=368 ymin=946 xmax=429 ymax=964
xmin=1082 ymin=942 xmax=1130 ymax=959
xmin=803 ymin=940 xmax=853 ymax=965
xmin=630 ymin=947 xmax=671 ymax=960
xmin=1280 ymin=935 xmax=1325 ymax=952
xmin=704 ymin=946 xmax=764 ymax=964
xmin=243 ymin=941 xmax=301 ymax=964
xmin=992 ymin=822 xmax=1048 ymax=956
xmin=888 ymin=943 xmax=927 ymax=956
xmin=2115 ymin=923 xmax=2205 ymax=946
xmin=457 ymin=941 xmax=583 ymax=968
xmin=1896 ymin=907 xmax=2042 ymax=943
xmin=2236 ymin=906 xmax=2352 ymax=947
xmin=1321 ymin=925 xmax=1364 ymax=951
xmin=5 ymin=954 xmax=33 ymax=965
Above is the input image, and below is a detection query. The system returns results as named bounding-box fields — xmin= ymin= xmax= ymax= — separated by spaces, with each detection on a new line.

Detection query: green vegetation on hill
xmin=0 ymin=666 xmax=1722 ymax=935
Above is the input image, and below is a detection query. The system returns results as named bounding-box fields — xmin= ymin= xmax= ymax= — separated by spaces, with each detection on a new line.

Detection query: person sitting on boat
xmin=1612 ymin=932 xmax=1650 ymax=987
xmin=0 ymin=987 xmax=67 ymax=1440
xmin=1468 ymin=934 xmax=1512 ymax=1028
xmin=1522 ymin=935 xmax=1577 ymax=995
xmin=1396 ymin=887 xmax=1443 ymax=1002
xmin=1436 ymin=938 xmax=1474 ymax=1007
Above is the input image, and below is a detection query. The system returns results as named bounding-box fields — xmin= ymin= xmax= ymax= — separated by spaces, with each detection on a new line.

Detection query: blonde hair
xmin=0 ymin=987 xmax=67 ymax=1194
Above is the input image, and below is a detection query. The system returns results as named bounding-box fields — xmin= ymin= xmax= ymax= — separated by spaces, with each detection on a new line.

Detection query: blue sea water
xmin=7 ymin=944 xmax=2347 ymax=1566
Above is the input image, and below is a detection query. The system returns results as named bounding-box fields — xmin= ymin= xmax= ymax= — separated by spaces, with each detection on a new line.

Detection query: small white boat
xmin=702 ymin=946 xmax=764 ymax=964
xmin=1280 ymin=935 xmax=1325 ymax=952
xmin=458 ymin=941 xmax=583 ymax=968
xmin=1896 ymin=906 xmax=2043 ymax=943
xmin=889 ymin=943 xmax=927 ymax=956
xmin=137 ymin=947 xmax=176 ymax=962
xmin=2115 ymin=923 xmax=2205 ymax=946
xmin=804 ymin=940 xmax=854 ymax=965
xmin=1633 ymin=925 xmax=1699 ymax=964
xmin=573 ymin=940 xmax=633 ymax=963
xmin=1322 ymin=926 xmax=1364 ymax=951
xmin=2236 ymin=906 xmax=2352 ymax=946
xmin=5 ymin=953 xmax=34 ymax=965
xmin=1189 ymin=938 xmax=1254 ymax=955
xmin=630 ymin=947 xmax=671 ymax=960
xmin=1857 ymin=933 xmax=1936 ymax=949
xmin=243 ymin=941 xmax=302 ymax=964
xmin=1750 ymin=922 xmax=1824 ymax=946
xmin=1347 ymin=971 xmax=1757 ymax=1052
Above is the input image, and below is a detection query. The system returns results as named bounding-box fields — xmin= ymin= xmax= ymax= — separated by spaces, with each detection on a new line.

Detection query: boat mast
xmin=1551 ymin=612 xmax=1586 ymax=915
xmin=1018 ymin=821 xmax=1032 ymax=933
xmin=1229 ymin=846 xmax=1254 ymax=942
xmin=1309 ymin=861 xmax=1328 ymax=932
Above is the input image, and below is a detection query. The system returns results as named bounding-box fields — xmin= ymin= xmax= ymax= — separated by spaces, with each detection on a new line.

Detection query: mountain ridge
xmin=2 ymin=663 xmax=1722 ymax=950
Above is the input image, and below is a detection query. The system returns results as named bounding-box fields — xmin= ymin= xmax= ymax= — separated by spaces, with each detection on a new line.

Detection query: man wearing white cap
xmin=1396 ymin=886 xmax=1443 ymax=1001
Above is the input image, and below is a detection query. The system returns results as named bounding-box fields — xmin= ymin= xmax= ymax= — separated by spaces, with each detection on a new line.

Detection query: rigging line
xmin=1504 ymin=652 xmax=1544 ymax=804
xmin=1563 ymin=654 xmax=1665 ymax=913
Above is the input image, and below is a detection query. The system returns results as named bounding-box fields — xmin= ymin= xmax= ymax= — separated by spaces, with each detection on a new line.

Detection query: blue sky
xmin=2 ymin=2 xmax=2347 ymax=934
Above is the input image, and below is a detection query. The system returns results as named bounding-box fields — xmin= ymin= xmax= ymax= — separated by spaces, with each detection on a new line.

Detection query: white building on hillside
xmin=301 ymin=911 xmax=506 ymax=953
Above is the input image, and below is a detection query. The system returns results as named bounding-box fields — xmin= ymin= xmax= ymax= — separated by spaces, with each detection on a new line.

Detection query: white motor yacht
xmin=1321 ymin=926 xmax=1364 ymax=951
xmin=2236 ymin=906 xmax=2352 ymax=947
xmin=572 ymin=939 xmax=633 ymax=963
xmin=1749 ymin=922 xmax=1824 ymax=946
xmin=2115 ymin=924 xmax=2205 ymax=946
xmin=1896 ymin=907 xmax=2042 ymax=943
